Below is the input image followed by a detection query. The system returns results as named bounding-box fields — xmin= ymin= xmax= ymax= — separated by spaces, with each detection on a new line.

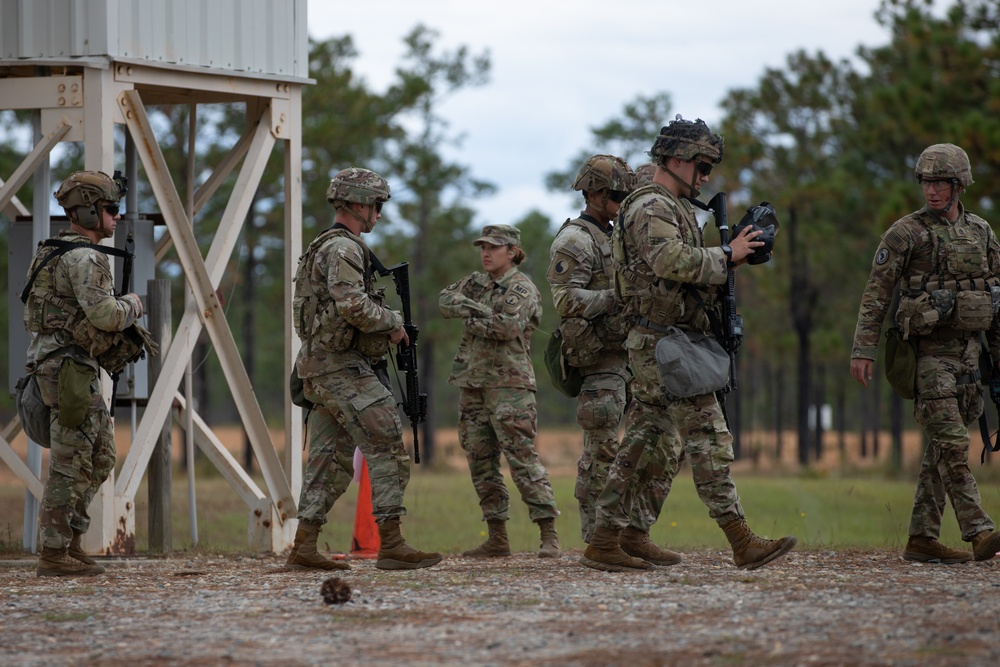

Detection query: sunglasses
xmin=694 ymin=159 xmax=714 ymax=176
xmin=607 ymin=190 xmax=629 ymax=204
xmin=374 ymin=201 xmax=383 ymax=213
xmin=102 ymin=203 xmax=121 ymax=216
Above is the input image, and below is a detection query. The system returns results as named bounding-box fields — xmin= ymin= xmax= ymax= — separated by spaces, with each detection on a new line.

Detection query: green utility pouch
xmin=545 ymin=329 xmax=584 ymax=398
xmin=289 ymin=367 xmax=315 ymax=411
xmin=952 ymin=290 xmax=994 ymax=331
xmin=884 ymin=327 xmax=917 ymax=399
xmin=16 ymin=374 xmax=51 ymax=447
xmin=57 ymin=358 xmax=96 ymax=428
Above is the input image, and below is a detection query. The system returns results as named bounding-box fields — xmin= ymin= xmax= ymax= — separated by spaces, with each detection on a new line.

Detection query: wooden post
xmin=147 ymin=278 xmax=173 ymax=552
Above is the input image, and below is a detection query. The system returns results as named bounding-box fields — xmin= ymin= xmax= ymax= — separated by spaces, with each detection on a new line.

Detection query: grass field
xmin=4 ymin=462 xmax=998 ymax=556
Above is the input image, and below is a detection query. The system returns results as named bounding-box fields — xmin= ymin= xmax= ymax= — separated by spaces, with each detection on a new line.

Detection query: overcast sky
xmin=307 ymin=0 xmax=896 ymax=228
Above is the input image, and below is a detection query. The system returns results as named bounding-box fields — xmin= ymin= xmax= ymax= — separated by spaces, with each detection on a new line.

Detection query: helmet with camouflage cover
xmin=54 ymin=170 xmax=126 ymax=231
xmin=914 ymin=143 xmax=973 ymax=188
xmin=648 ymin=116 xmax=724 ymax=167
xmin=326 ymin=167 xmax=391 ymax=208
xmin=634 ymin=162 xmax=656 ymax=186
xmin=572 ymin=155 xmax=636 ymax=194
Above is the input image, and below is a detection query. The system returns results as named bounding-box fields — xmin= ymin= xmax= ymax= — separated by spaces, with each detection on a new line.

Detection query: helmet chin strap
xmin=662 ymin=164 xmax=701 ymax=198
xmin=940 ymin=180 xmax=960 ymax=216
xmin=343 ymin=203 xmax=376 ymax=232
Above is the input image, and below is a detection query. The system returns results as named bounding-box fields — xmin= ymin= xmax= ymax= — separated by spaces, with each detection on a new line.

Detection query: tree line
xmin=2 ymin=0 xmax=998 ymax=469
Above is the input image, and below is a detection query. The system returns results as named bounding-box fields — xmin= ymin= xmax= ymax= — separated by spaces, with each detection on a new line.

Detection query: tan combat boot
xmin=537 ymin=518 xmax=561 ymax=559
xmin=37 ymin=547 xmax=105 ymax=577
xmin=620 ymin=526 xmax=682 ymax=566
xmin=971 ymin=529 xmax=1000 ymax=561
xmin=462 ymin=519 xmax=512 ymax=557
xmin=903 ymin=536 xmax=972 ymax=564
xmin=722 ymin=518 xmax=797 ymax=570
xmin=579 ymin=525 xmax=654 ymax=572
xmin=68 ymin=530 xmax=106 ymax=574
xmin=286 ymin=521 xmax=350 ymax=571
xmin=376 ymin=518 xmax=443 ymax=570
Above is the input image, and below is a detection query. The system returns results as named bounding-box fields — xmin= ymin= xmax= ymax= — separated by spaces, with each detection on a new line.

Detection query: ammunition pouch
xmin=559 ymin=317 xmax=604 ymax=368
xmin=896 ymin=289 xmax=953 ymax=338
xmin=352 ymin=287 xmax=392 ymax=358
xmin=952 ymin=290 xmax=995 ymax=331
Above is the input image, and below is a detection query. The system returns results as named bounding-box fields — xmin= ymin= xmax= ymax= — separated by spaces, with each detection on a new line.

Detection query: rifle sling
xmin=21 ymin=239 xmax=133 ymax=304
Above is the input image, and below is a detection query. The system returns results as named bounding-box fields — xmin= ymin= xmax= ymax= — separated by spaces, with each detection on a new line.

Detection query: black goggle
xmin=374 ymin=201 xmax=384 ymax=213
xmin=694 ymin=159 xmax=714 ymax=176
xmin=102 ymin=203 xmax=121 ymax=216
xmin=607 ymin=190 xmax=629 ymax=204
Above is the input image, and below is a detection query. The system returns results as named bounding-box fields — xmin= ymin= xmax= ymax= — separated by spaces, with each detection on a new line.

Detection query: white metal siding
xmin=0 ymin=0 xmax=308 ymax=78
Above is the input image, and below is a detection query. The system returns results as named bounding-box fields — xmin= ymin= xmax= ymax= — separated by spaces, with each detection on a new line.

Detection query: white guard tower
xmin=0 ymin=0 xmax=310 ymax=554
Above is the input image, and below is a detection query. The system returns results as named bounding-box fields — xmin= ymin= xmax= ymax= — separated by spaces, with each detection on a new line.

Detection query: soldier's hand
xmin=127 ymin=292 xmax=144 ymax=318
xmin=850 ymin=358 xmax=873 ymax=386
xmin=729 ymin=225 xmax=765 ymax=265
xmin=390 ymin=326 xmax=409 ymax=346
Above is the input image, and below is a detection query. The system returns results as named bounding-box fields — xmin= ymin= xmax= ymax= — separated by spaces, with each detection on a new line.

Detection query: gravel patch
xmin=2 ymin=549 xmax=999 ymax=666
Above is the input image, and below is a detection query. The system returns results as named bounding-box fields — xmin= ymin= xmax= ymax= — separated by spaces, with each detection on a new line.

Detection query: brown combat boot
xmin=537 ymin=518 xmax=561 ymax=559
xmin=68 ymin=530 xmax=106 ymax=573
xmin=579 ymin=525 xmax=654 ymax=572
xmin=722 ymin=518 xmax=796 ymax=570
xmin=462 ymin=519 xmax=512 ymax=557
xmin=376 ymin=518 xmax=443 ymax=570
xmin=971 ymin=529 xmax=1000 ymax=561
xmin=37 ymin=547 xmax=105 ymax=577
xmin=286 ymin=522 xmax=350 ymax=571
xmin=903 ymin=536 xmax=972 ymax=564
xmin=620 ymin=526 xmax=682 ymax=566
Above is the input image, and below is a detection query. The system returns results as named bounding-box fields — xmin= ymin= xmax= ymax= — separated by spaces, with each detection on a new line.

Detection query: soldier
xmin=546 ymin=155 xmax=680 ymax=566
xmin=440 ymin=225 xmax=561 ymax=558
xmin=24 ymin=170 xmax=144 ymax=576
xmin=851 ymin=143 xmax=1000 ymax=564
xmin=581 ymin=117 xmax=797 ymax=572
xmin=288 ymin=167 xmax=441 ymax=571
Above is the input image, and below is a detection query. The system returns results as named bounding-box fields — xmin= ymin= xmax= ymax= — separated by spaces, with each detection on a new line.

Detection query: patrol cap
xmin=473 ymin=224 xmax=521 ymax=247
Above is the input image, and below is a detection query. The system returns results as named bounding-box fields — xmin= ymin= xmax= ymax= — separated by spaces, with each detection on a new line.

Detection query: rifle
xmin=109 ymin=228 xmax=135 ymax=418
xmin=377 ymin=261 xmax=428 ymax=464
xmin=688 ymin=191 xmax=743 ymax=392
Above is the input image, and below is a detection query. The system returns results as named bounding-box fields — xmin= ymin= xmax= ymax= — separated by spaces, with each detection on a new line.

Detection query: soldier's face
xmin=478 ymin=242 xmax=512 ymax=275
xmin=920 ymin=179 xmax=959 ymax=211
xmin=99 ymin=201 xmax=121 ymax=238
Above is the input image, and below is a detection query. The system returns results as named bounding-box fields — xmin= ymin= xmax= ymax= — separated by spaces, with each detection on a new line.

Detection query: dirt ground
xmin=2 ymin=548 xmax=999 ymax=667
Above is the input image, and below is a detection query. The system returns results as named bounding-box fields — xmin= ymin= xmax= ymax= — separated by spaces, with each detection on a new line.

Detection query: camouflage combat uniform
xmin=24 ymin=230 xmax=143 ymax=550
xmin=547 ymin=214 xmax=669 ymax=541
xmin=440 ymin=267 xmax=559 ymax=523
xmin=852 ymin=203 xmax=1000 ymax=542
xmin=293 ymin=226 xmax=410 ymax=523
xmin=595 ymin=182 xmax=742 ymax=531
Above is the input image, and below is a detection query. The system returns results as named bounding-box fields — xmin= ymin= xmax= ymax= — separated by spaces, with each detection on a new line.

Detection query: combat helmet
xmin=914 ymin=143 xmax=973 ymax=188
xmin=572 ymin=155 xmax=636 ymax=194
xmin=649 ymin=116 xmax=724 ymax=167
xmin=326 ymin=167 xmax=391 ymax=208
xmin=634 ymin=162 xmax=657 ymax=186
xmin=53 ymin=170 xmax=126 ymax=231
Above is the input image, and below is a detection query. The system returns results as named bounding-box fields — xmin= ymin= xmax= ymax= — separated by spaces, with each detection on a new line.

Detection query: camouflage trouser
xmin=574 ymin=371 xmax=670 ymax=541
xmin=35 ymin=354 xmax=115 ymax=550
xmin=909 ymin=337 xmax=994 ymax=541
xmin=595 ymin=332 xmax=743 ymax=530
xmin=298 ymin=361 xmax=410 ymax=524
xmin=458 ymin=387 xmax=559 ymax=523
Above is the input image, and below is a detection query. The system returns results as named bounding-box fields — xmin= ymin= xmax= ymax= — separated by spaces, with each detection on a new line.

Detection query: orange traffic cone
xmin=350 ymin=455 xmax=380 ymax=559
